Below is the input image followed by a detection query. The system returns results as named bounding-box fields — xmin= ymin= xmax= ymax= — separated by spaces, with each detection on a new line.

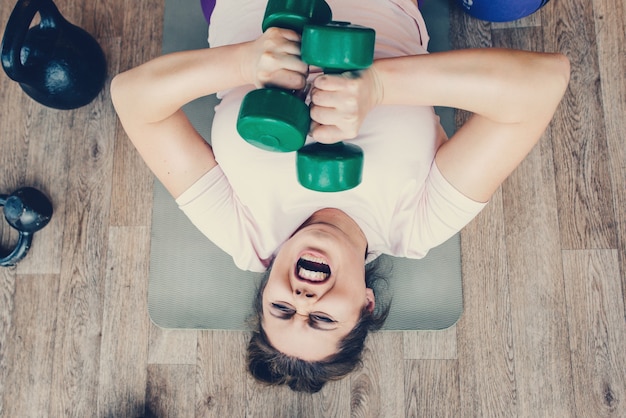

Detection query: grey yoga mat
xmin=148 ymin=0 xmax=461 ymax=330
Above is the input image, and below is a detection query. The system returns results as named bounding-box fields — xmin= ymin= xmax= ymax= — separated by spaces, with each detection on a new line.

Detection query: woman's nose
xmin=295 ymin=288 xmax=316 ymax=298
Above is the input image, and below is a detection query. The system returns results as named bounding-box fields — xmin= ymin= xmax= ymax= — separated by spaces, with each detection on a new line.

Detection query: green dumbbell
xmin=237 ymin=0 xmax=332 ymax=152
xmin=297 ymin=22 xmax=375 ymax=192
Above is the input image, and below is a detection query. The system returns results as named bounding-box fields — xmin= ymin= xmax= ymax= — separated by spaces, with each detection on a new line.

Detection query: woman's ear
xmin=365 ymin=288 xmax=376 ymax=313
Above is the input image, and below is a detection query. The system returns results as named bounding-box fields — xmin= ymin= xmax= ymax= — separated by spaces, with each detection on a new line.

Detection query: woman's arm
xmin=111 ymin=28 xmax=307 ymax=198
xmin=310 ymin=48 xmax=570 ymax=202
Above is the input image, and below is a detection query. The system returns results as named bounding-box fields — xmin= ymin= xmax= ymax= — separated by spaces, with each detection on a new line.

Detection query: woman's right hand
xmin=241 ymin=28 xmax=309 ymax=90
xmin=308 ymin=67 xmax=383 ymax=143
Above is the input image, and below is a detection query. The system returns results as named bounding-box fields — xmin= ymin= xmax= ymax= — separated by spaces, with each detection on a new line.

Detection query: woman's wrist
xmin=235 ymin=41 xmax=258 ymax=87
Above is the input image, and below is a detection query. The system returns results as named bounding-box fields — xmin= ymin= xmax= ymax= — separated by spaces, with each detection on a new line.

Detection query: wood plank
xmin=350 ymin=332 xmax=405 ymax=416
xmin=196 ymin=331 xmax=247 ymax=418
xmin=246 ymin=379 xmax=300 ymax=418
xmin=148 ymin=324 xmax=197 ymax=365
xmin=81 ymin=0 xmax=126 ymax=39
xmin=457 ymin=190 xmax=517 ymax=417
xmin=246 ymin=380 xmax=300 ymax=418
xmin=450 ymin=9 xmax=518 ymax=416
xmin=501 ymin=141 xmax=575 ymax=416
xmin=0 ymin=274 xmax=58 ymax=418
xmin=562 ymin=250 xmax=626 ymax=417
xmin=109 ymin=0 xmax=165 ymax=227
xmin=491 ymin=6 xmax=543 ymax=29
xmin=591 ymin=0 xmax=626 ymax=308
xmin=0 ymin=270 xmax=15 ymax=417
xmin=405 ymin=360 xmax=460 ymax=418
xmin=542 ymin=0 xmax=618 ymax=250
xmin=47 ymin=34 xmax=120 ymax=416
xmin=146 ymin=364 xmax=195 ymax=418
xmin=449 ymin=1 xmax=493 ymax=49
xmin=403 ymin=326 xmax=457 ymax=360
xmin=493 ymin=27 xmax=576 ymax=417
xmin=0 ymin=78 xmax=30 ymax=191
xmin=19 ymin=105 xmax=73 ymax=275
xmin=245 ymin=356 xmax=299 ymax=418
xmin=1 ymin=91 xmax=60 ymax=274
xmin=52 ymin=0 xmax=86 ymax=29
xmin=297 ymin=378 xmax=351 ymax=417
xmin=97 ymin=226 xmax=151 ymax=417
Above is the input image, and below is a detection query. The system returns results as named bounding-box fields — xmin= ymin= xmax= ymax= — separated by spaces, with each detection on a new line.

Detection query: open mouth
xmin=296 ymin=253 xmax=331 ymax=283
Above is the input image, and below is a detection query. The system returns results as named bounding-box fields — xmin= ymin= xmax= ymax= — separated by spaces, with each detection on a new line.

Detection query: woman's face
xmin=261 ymin=209 xmax=375 ymax=361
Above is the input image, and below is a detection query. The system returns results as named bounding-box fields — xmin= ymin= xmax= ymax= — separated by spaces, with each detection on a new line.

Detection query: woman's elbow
xmin=110 ymin=71 xmax=129 ymax=113
xmin=536 ymin=53 xmax=570 ymax=115
xmin=551 ymin=53 xmax=571 ymax=96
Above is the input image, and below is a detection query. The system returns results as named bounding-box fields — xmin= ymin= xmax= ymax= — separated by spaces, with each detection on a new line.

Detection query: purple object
xmin=200 ymin=0 xmax=216 ymax=23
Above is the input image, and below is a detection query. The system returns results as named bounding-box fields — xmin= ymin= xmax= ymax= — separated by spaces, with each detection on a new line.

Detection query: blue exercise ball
xmin=457 ymin=0 xmax=551 ymax=22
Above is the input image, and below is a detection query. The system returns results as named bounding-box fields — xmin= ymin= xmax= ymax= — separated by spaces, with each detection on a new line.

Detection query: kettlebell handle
xmin=0 ymin=193 xmax=33 ymax=267
xmin=1 ymin=0 xmax=61 ymax=82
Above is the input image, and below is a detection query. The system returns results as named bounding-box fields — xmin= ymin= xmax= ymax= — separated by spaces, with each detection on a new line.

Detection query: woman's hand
xmin=241 ymin=27 xmax=309 ymax=90
xmin=308 ymin=67 xmax=383 ymax=143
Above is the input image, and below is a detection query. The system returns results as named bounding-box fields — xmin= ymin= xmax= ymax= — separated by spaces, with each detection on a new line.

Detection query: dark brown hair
xmin=246 ymin=257 xmax=391 ymax=393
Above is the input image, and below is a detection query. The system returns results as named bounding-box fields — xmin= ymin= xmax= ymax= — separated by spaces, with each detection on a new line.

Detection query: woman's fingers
xmin=308 ymin=73 xmax=364 ymax=142
xmin=313 ymin=72 xmax=359 ymax=91
xmin=251 ymin=28 xmax=308 ymax=88
xmin=309 ymin=104 xmax=359 ymax=142
xmin=310 ymin=87 xmax=358 ymax=112
xmin=264 ymin=68 xmax=307 ymax=90
xmin=310 ymin=123 xmax=348 ymax=144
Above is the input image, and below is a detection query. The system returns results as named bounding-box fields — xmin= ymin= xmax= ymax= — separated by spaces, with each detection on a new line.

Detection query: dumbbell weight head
xmin=237 ymin=88 xmax=311 ymax=152
xmin=297 ymin=142 xmax=364 ymax=192
xmin=301 ymin=22 xmax=375 ymax=73
xmin=262 ymin=0 xmax=332 ymax=33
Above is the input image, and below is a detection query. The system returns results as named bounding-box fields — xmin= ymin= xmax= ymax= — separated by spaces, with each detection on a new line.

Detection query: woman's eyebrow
xmin=267 ymin=310 xmax=337 ymax=332
xmin=307 ymin=319 xmax=338 ymax=331
xmin=268 ymin=310 xmax=292 ymax=320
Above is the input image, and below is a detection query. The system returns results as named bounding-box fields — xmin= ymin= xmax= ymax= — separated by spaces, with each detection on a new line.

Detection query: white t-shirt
xmin=176 ymin=0 xmax=487 ymax=272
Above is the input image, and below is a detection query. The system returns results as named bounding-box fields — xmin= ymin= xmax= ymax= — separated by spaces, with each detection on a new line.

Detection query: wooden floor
xmin=1 ymin=0 xmax=624 ymax=416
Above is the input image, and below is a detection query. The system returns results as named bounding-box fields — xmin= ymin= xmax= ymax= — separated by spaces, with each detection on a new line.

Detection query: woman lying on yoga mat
xmin=111 ymin=0 xmax=569 ymax=393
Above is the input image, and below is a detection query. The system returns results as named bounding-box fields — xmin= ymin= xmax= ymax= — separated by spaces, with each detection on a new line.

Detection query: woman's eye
xmin=272 ymin=303 xmax=294 ymax=313
xmin=310 ymin=314 xmax=335 ymax=323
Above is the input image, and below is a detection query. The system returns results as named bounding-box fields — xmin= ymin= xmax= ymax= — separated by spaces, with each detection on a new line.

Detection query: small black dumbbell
xmin=1 ymin=187 xmax=53 ymax=267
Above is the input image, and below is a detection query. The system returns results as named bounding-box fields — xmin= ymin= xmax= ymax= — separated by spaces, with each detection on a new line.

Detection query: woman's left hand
xmin=308 ymin=68 xmax=383 ymax=143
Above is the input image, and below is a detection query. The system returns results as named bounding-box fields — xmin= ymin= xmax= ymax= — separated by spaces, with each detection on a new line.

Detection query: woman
xmin=111 ymin=0 xmax=569 ymax=393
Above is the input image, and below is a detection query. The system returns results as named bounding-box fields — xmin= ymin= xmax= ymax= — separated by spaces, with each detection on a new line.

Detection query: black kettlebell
xmin=1 ymin=0 xmax=107 ymax=110
xmin=0 ymin=187 xmax=53 ymax=267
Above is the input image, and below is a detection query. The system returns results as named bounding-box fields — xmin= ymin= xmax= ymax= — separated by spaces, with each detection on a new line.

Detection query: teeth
xmin=297 ymin=254 xmax=331 ymax=281
xmin=298 ymin=267 xmax=329 ymax=281
xmin=300 ymin=253 xmax=328 ymax=265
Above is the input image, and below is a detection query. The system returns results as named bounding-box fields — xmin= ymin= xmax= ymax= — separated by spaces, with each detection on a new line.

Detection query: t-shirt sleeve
xmin=398 ymin=161 xmax=488 ymax=258
xmin=175 ymin=166 xmax=267 ymax=272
